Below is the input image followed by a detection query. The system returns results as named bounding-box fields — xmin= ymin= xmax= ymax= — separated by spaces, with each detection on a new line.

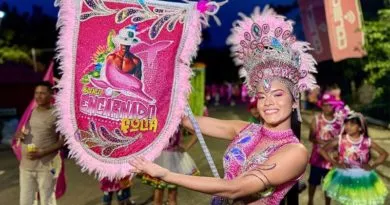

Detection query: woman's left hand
xmin=129 ymin=157 xmax=169 ymax=178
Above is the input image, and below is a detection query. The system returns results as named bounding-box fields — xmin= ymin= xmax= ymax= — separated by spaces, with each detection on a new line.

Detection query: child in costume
xmin=142 ymin=126 xmax=199 ymax=205
xmin=308 ymin=93 xmax=345 ymax=205
xmin=100 ymin=176 xmax=135 ymax=205
xmin=319 ymin=112 xmax=389 ymax=205
xmin=325 ymin=84 xmax=341 ymax=100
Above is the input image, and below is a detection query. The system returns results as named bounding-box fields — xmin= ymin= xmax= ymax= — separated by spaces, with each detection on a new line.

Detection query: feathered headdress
xmin=227 ymin=6 xmax=318 ymax=121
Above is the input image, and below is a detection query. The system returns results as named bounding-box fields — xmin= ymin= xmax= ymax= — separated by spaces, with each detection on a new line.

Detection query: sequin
xmin=80 ymin=0 xmax=116 ymax=21
xmin=220 ymin=124 xmax=301 ymax=204
xmin=274 ymin=27 xmax=282 ymax=37
xmin=238 ymin=136 xmax=251 ymax=144
xmin=252 ymin=23 xmax=262 ymax=39
xmin=75 ymin=120 xmax=140 ymax=157
xmin=244 ymin=32 xmax=251 ymax=41
xmin=230 ymin=147 xmax=246 ymax=162
xmin=115 ymin=8 xmax=140 ymax=24
xmin=82 ymin=0 xmax=187 ymax=39
xmin=271 ymin=37 xmax=283 ymax=52
xmin=263 ymin=79 xmax=271 ymax=92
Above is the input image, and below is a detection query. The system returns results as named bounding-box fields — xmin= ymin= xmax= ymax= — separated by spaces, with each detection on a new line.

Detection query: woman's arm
xmin=182 ymin=116 xmax=249 ymax=141
xmin=370 ymin=141 xmax=389 ymax=168
xmin=131 ymin=143 xmax=308 ymax=199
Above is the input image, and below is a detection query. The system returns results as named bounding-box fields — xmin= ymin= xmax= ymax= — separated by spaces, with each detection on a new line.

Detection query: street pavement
xmin=0 ymin=105 xmax=389 ymax=205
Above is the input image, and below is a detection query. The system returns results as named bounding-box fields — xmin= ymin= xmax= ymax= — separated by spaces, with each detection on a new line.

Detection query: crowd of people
xmin=205 ymin=82 xmax=250 ymax=107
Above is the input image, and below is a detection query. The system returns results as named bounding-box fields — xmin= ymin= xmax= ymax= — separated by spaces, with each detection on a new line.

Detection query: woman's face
xmin=256 ymin=80 xmax=296 ymax=129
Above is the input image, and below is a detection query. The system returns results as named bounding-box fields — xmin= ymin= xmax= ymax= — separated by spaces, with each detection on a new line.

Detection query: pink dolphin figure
xmin=91 ymin=41 xmax=172 ymax=103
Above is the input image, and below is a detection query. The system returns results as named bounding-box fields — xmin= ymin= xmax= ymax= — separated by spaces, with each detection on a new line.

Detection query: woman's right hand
xmin=129 ymin=156 xmax=170 ymax=178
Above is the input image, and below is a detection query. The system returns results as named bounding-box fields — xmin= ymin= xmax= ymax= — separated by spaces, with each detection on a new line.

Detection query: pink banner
xmin=56 ymin=0 xmax=202 ymax=179
xmin=324 ymin=0 xmax=365 ymax=62
xmin=299 ymin=0 xmax=365 ymax=62
xmin=299 ymin=0 xmax=332 ymax=62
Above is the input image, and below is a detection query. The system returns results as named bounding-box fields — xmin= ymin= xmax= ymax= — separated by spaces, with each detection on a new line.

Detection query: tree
xmin=0 ymin=3 xmax=57 ymax=69
xmin=363 ymin=6 xmax=390 ymax=97
xmin=355 ymin=0 xmax=390 ymax=121
xmin=0 ymin=29 xmax=33 ymax=65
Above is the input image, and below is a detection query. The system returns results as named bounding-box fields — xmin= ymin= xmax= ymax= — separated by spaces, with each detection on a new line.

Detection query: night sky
xmin=4 ymin=0 xmax=302 ymax=48
xmin=4 ymin=0 xmax=306 ymax=83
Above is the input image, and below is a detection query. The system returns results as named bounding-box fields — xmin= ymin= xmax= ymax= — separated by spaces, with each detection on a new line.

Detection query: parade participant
xmin=308 ymin=93 xmax=344 ymax=205
xmin=130 ymin=6 xmax=318 ymax=204
xmin=241 ymin=84 xmax=249 ymax=103
xmin=211 ymin=84 xmax=220 ymax=106
xmin=142 ymin=127 xmax=199 ymax=205
xmin=224 ymin=82 xmax=234 ymax=106
xmin=325 ymin=84 xmax=341 ymax=100
xmin=15 ymin=81 xmax=64 ymax=205
xmin=319 ymin=112 xmax=388 ymax=205
xmin=99 ymin=176 xmax=136 ymax=205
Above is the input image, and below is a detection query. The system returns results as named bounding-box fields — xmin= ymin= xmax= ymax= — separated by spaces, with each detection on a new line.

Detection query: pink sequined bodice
xmin=338 ymin=134 xmax=371 ymax=168
xmin=222 ymin=124 xmax=301 ymax=204
xmin=309 ymin=114 xmax=343 ymax=169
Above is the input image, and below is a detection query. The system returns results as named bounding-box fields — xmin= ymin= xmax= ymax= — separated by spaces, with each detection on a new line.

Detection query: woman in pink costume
xmin=130 ymin=6 xmax=318 ymax=204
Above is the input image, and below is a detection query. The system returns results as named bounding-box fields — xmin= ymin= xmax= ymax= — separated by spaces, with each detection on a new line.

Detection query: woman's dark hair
xmin=344 ymin=116 xmax=369 ymax=138
xmin=291 ymin=109 xmax=300 ymax=139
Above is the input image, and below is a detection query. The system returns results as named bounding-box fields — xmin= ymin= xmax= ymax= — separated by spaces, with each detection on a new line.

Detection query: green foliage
xmin=363 ymin=7 xmax=390 ymax=96
xmin=0 ymin=46 xmax=32 ymax=64
xmin=353 ymin=4 xmax=390 ymax=121
xmin=0 ymin=29 xmax=32 ymax=65
xmin=0 ymin=3 xmax=57 ymax=67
